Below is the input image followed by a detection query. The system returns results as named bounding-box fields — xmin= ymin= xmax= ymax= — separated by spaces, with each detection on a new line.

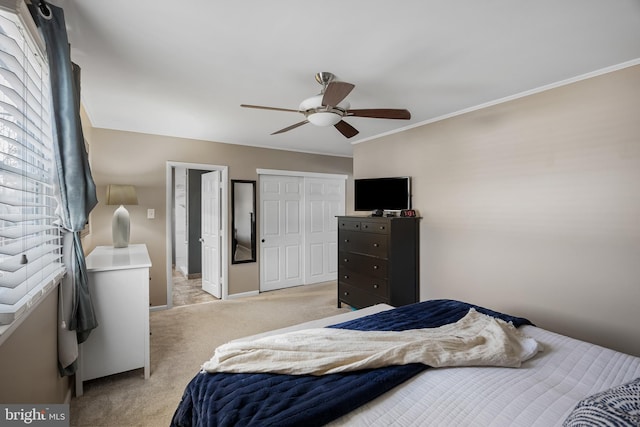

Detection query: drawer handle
xmin=343 ymin=291 xmax=349 ymax=296
xmin=373 ymin=265 xmax=379 ymax=270
xmin=344 ymin=258 xmax=349 ymax=262
xmin=373 ymin=284 xmax=379 ymax=289
xmin=373 ymin=243 xmax=379 ymax=247
xmin=344 ymin=239 xmax=349 ymax=243
xmin=344 ymin=275 xmax=349 ymax=279
xmin=379 ymin=226 xmax=385 ymax=230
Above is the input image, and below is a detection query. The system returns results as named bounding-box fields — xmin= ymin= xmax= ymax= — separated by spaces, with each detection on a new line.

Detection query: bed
xmin=171 ymin=299 xmax=640 ymax=426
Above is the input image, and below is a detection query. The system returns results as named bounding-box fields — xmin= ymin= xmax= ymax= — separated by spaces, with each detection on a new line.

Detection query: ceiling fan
xmin=241 ymin=72 xmax=411 ymax=139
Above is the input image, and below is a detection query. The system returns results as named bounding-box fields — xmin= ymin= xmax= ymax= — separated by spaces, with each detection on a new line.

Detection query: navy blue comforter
xmin=170 ymin=299 xmax=533 ymax=427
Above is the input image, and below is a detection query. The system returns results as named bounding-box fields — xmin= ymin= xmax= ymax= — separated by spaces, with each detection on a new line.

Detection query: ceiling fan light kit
xmin=299 ymin=93 xmax=349 ymax=126
xmin=307 ymin=111 xmax=342 ymax=126
xmin=241 ymin=72 xmax=411 ymax=138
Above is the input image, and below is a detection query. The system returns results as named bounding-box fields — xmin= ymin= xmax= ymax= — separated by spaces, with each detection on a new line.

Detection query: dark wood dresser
xmin=337 ymin=216 xmax=420 ymax=309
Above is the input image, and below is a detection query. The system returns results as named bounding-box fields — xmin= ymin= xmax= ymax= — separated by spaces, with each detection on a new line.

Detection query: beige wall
xmin=0 ymin=290 xmax=69 ymax=402
xmin=84 ymin=130 xmax=353 ymax=306
xmin=354 ymin=64 xmax=640 ymax=356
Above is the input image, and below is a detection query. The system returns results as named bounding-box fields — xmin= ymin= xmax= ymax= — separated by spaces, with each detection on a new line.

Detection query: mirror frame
xmin=231 ymin=180 xmax=257 ymax=264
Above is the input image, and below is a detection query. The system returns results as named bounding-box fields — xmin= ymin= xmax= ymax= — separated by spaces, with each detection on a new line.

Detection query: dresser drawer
xmin=338 ymin=219 xmax=362 ymax=231
xmin=338 ymin=271 xmax=389 ymax=298
xmin=339 ymin=252 xmax=388 ymax=280
xmin=338 ymin=266 xmax=388 ymax=297
xmin=360 ymin=220 xmax=389 ymax=234
xmin=337 ymin=218 xmax=390 ymax=234
xmin=338 ymin=282 xmax=389 ymax=308
xmin=339 ymin=231 xmax=388 ymax=258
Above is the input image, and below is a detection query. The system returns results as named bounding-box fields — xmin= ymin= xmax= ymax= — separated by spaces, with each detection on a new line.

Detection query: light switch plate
xmin=147 ymin=209 xmax=155 ymax=219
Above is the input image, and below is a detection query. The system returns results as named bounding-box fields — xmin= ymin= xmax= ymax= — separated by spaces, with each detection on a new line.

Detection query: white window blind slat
xmin=0 ymin=252 xmax=61 ymax=288
xmin=0 ymin=234 xmax=60 ymax=256
xmin=0 ymin=266 xmax=64 ymax=324
xmin=0 ymin=212 xmax=55 ymax=222
xmin=0 ymin=242 xmax=60 ymax=272
xmin=0 ymin=224 xmax=55 ymax=238
xmin=0 ymin=167 xmax=55 ymax=193
xmin=0 ymin=7 xmax=63 ymax=325
xmin=0 ymin=193 xmax=56 ymax=207
xmin=0 ymin=261 xmax=63 ymax=304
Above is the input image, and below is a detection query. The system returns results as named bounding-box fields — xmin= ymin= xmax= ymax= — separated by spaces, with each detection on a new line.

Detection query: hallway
xmin=172 ymin=269 xmax=217 ymax=306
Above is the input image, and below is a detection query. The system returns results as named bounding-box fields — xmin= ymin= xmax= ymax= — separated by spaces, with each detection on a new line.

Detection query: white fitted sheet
xmin=237 ymin=304 xmax=640 ymax=426
xmin=329 ymin=325 xmax=640 ymax=426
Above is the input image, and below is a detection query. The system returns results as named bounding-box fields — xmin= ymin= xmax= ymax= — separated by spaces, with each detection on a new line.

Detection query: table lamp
xmin=106 ymin=184 xmax=138 ymax=248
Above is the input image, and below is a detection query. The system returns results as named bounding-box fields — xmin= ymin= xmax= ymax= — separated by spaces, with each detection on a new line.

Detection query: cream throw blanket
xmin=202 ymin=309 xmax=542 ymax=376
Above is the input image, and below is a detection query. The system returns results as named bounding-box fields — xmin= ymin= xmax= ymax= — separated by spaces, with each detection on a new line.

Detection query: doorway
xmin=165 ymin=162 xmax=229 ymax=308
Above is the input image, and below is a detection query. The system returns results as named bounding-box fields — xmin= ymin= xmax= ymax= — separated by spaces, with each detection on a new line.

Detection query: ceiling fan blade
xmin=334 ymin=120 xmax=359 ymax=138
xmin=241 ymin=104 xmax=300 ymax=113
xmin=322 ymin=81 xmax=355 ymax=107
xmin=271 ymin=120 xmax=309 ymax=135
xmin=348 ymin=109 xmax=411 ymax=120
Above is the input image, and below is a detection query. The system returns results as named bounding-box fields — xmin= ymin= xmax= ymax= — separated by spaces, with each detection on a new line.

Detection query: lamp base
xmin=112 ymin=205 xmax=130 ymax=248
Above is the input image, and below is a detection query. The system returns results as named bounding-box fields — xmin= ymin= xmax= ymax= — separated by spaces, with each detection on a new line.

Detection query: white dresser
xmin=75 ymin=244 xmax=152 ymax=396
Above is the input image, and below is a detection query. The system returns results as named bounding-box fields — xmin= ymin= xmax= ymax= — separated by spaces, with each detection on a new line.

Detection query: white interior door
xmin=201 ymin=171 xmax=221 ymax=298
xmin=260 ymin=175 xmax=303 ymax=291
xmin=305 ymin=178 xmax=345 ymax=284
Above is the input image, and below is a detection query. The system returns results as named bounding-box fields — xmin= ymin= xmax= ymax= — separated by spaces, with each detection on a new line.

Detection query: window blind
xmin=0 ymin=7 xmax=64 ymax=325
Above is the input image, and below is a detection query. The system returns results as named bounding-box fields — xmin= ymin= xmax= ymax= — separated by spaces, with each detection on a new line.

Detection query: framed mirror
xmin=231 ymin=180 xmax=256 ymax=264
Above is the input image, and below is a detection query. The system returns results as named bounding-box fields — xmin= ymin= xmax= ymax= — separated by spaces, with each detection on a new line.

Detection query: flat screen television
xmin=354 ymin=177 xmax=411 ymax=212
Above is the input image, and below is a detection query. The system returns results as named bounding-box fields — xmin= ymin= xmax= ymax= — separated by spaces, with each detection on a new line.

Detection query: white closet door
xmin=304 ymin=178 xmax=345 ymax=284
xmin=260 ymin=175 xmax=303 ymax=291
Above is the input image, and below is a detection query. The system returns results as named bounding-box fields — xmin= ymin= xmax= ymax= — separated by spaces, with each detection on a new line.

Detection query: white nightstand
xmin=75 ymin=244 xmax=152 ymax=397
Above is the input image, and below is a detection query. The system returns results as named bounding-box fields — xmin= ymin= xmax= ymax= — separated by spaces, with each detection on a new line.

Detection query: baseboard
xmin=149 ymin=305 xmax=168 ymax=312
xmin=226 ymin=290 xmax=259 ymax=300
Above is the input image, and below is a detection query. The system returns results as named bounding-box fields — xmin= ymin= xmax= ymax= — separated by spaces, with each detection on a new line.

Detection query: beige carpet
xmin=70 ymin=282 xmax=349 ymax=427
xmin=172 ymin=269 xmax=217 ymax=307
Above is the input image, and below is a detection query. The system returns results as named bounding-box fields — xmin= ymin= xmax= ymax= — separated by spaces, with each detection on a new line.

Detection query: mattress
xmin=175 ymin=302 xmax=640 ymax=426
xmin=239 ymin=304 xmax=640 ymax=426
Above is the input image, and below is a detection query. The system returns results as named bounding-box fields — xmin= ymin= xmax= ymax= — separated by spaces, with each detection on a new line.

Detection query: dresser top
xmin=86 ymin=244 xmax=152 ymax=271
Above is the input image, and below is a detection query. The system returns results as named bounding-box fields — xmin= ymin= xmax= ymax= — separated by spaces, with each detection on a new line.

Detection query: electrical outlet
xmin=147 ymin=209 xmax=155 ymax=219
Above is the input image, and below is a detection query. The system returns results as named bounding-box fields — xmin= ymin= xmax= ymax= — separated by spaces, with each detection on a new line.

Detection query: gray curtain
xmin=29 ymin=2 xmax=99 ymax=376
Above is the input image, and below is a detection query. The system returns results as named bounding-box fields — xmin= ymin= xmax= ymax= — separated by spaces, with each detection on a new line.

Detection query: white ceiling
xmin=47 ymin=0 xmax=640 ymax=157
